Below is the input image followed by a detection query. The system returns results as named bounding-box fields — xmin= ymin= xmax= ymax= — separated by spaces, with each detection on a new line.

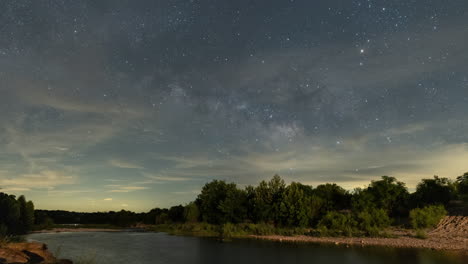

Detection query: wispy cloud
xmin=109 ymin=159 xmax=144 ymax=169
xmin=0 ymin=170 xmax=75 ymax=189
xmin=143 ymin=173 xmax=191 ymax=182
xmin=108 ymin=186 xmax=149 ymax=193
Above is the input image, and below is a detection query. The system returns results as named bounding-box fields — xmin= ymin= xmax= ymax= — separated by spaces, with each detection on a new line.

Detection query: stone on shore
xmin=0 ymin=242 xmax=73 ymax=264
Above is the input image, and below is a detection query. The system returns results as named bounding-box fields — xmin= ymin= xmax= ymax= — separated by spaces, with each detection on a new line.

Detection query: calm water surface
xmin=27 ymin=232 xmax=466 ymax=264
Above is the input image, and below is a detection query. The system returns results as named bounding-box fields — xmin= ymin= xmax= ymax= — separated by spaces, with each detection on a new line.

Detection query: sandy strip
xmin=32 ymin=228 xmax=123 ymax=233
xmin=250 ymin=234 xmax=468 ymax=252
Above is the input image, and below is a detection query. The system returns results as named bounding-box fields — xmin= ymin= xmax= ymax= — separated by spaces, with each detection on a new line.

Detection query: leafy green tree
xmin=184 ymin=202 xmax=200 ymax=223
xmin=253 ymin=175 xmax=286 ymax=224
xmin=366 ymin=176 xmax=409 ymax=216
xmin=197 ymin=180 xmax=246 ymax=224
xmin=197 ymin=180 xmax=229 ymax=224
xmin=314 ymin=183 xmax=351 ymax=212
xmin=245 ymin=185 xmax=257 ymax=222
xmin=0 ymin=193 xmax=20 ymax=235
xmin=308 ymin=195 xmax=325 ymax=225
xmin=219 ymin=185 xmax=247 ymax=223
xmin=155 ymin=211 xmax=170 ymax=224
xmin=351 ymin=188 xmax=375 ymax=211
xmin=17 ymin=195 xmax=35 ymax=234
xmin=115 ymin=210 xmax=134 ymax=227
xmin=456 ymin=172 xmax=468 ymax=201
xmin=413 ymin=176 xmax=456 ymax=206
xmin=168 ymin=205 xmax=185 ymax=223
xmin=278 ymin=182 xmax=313 ymax=227
xmin=35 ymin=211 xmax=55 ymax=230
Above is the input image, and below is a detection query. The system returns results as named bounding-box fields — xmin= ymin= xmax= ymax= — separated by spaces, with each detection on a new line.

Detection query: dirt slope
xmin=431 ymin=216 xmax=468 ymax=237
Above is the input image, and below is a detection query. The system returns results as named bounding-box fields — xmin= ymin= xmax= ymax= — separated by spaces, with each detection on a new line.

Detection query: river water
xmin=27 ymin=232 xmax=466 ymax=264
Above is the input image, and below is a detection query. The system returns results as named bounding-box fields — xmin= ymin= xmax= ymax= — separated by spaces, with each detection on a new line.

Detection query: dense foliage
xmin=3 ymin=172 xmax=467 ymax=238
xmin=0 ymin=194 xmax=35 ymax=236
xmin=409 ymin=205 xmax=447 ymax=229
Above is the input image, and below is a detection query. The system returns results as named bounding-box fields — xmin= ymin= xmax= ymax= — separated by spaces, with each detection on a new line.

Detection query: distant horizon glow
xmin=1 ymin=0 xmax=467 ymax=212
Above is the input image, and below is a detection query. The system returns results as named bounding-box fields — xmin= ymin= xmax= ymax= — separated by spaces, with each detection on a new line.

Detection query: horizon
xmin=5 ymin=174 xmax=465 ymax=213
xmin=1 ymin=0 xmax=468 ymax=212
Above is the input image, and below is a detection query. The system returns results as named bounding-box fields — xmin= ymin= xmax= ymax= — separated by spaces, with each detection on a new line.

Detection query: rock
xmin=0 ymin=242 xmax=73 ymax=264
xmin=0 ymin=247 xmax=29 ymax=264
xmin=7 ymin=242 xmax=56 ymax=263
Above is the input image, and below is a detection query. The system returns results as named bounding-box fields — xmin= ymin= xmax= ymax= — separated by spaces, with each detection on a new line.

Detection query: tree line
xmin=151 ymin=173 xmax=467 ymax=227
xmin=0 ymin=193 xmax=35 ymax=236
xmin=2 ymin=172 xmax=468 ymax=237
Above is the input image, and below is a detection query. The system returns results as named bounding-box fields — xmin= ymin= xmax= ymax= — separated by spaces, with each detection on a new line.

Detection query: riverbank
xmin=32 ymin=227 xmax=123 ymax=233
xmin=149 ymin=216 xmax=468 ymax=253
xmin=250 ymin=232 xmax=467 ymax=252
xmin=0 ymin=242 xmax=72 ymax=264
xmin=253 ymin=216 xmax=467 ymax=253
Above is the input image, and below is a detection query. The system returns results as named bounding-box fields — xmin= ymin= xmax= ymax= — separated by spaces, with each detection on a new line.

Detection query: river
xmin=27 ymin=232 xmax=466 ymax=264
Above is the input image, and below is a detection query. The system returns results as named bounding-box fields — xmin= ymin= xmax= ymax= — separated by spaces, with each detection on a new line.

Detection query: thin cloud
xmin=109 ymin=159 xmax=144 ymax=169
xmin=0 ymin=170 xmax=75 ymax=189
xmin=108 ymin=186 xmax=149 ymax=193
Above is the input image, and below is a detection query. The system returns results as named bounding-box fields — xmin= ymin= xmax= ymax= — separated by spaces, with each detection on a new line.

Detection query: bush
xmin=357 ymin=208 xmax=391 ymax=236
xmin=414 ymin=229 xmax=428 ymax=239
xmin=409 ymin=205 xmax=446 ymax=229
xmin=239 ymin=223 xmax=276 ymax=236
xmin=317 ymin=211 xmax=357 ymax=237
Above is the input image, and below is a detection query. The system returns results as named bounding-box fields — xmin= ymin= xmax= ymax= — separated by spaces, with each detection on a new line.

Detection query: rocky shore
xmin=0 ymin=242 xmax=72 ymax=264
xmin=251 ymin=216 xmax=468 ymax=253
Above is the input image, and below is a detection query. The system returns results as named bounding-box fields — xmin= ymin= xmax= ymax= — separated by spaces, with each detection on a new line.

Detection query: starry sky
xmin=1 ymin=0 xmax=468 ymax=212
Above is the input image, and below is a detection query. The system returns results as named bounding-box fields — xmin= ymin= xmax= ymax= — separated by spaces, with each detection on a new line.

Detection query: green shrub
xmin=357 ymin=208 xmax=391 ymax=236
xmin=221 ymin=223 xmax=246 ymax=238
xmin=239 ymin=223 xmax=275 ymax=235
xmin=317 ymin=211 xmax=357 ymax=237
xmin=409 ymin=205 xmax=446 ymax=229
xmin=414 ymin=229 xmax=428 ymax=239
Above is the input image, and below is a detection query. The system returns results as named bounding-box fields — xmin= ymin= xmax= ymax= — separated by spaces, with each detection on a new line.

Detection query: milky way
xmin=1 ymin=0 xmax=467 ymax=211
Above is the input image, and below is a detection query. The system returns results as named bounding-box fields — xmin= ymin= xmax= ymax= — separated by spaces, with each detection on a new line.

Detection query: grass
xmin=0 ymin=235 xmax=26 ymax=247
xmin=414 ymin=229 xmax=428 ymax=239
xmin=150 ymin=222 xmax=310 ymax=239
xmin=33 ymin=224 xmax=123 ymax=231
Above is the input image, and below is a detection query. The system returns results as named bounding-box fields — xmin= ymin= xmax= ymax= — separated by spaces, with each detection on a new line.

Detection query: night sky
xmin=1 ymin=0 xmax=467 ymax=212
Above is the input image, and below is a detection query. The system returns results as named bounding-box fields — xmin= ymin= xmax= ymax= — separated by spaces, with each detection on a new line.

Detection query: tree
xmin=35 ymin=211 xmax=55 ymax=230
xmin=197 ymin=180 xmax=244 ymax=224
xmin=184 ymin=202 xmax=200 ymax=223
xmin=279 ymin=182 xmax=313 ymax=227
xmin=351 ymin=188 xmax=375 ymax=211
xmin=313 ymin=183 xmax=351 ymax=212
xmin=219 ymin=186 xmax=247 ymax=223
xmin=456 ymin=172 xmax=468 ymax=201
xmin=252 ymin=175 xmax=286 ymax=224
xmin=413 ymin=176 xmax=456 ymax=207
xmin=366 ymin=176 xmax=409 ymax=216
xmin=115 ymin=210 xmax=134 ymax=227
xmin=0 ymin=193 xmax=20 ymax=235
xmin=168 ymin=205 xmax=185 ymax=223
xmin=17 ymin=195 xmax=35 ymax=234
